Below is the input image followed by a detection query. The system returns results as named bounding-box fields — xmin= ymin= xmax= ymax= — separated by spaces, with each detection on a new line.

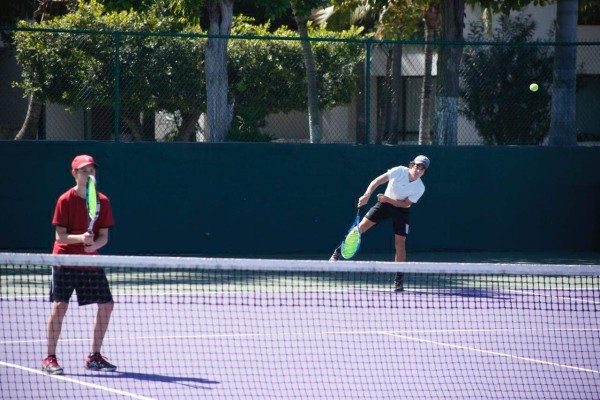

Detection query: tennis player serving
xmin=42 ymin=155 xmax=117 ymax=375
xmin=330 ymin=155 xmax=430 ymax=291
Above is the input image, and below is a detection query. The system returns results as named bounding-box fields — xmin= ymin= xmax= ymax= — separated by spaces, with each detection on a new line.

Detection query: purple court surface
xmin=2 ymin=288 xmax=599 ymax=399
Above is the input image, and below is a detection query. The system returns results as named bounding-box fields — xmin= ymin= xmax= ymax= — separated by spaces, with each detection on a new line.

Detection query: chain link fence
xmin=1 ymin=26 xmax=599 ymax=145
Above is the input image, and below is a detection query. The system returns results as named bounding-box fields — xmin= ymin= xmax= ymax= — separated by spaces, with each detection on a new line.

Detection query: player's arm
xmin=84 ymin=228 xmax=109 ymax=253
xmin=377 ymin=194 xmax=413 ymax=208
xmin=358 ymin=173 xmax=389 ymax=207
xmin=55 ymin=226 xmax=93 ymax=246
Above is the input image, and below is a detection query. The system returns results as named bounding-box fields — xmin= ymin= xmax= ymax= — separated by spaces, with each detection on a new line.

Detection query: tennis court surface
xmin=1 ymin=253 xmax=599 ymax=399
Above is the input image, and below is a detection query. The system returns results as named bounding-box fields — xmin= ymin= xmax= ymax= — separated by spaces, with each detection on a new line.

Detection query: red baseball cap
xmin=71 ymin=154 xmax=98 ymax=170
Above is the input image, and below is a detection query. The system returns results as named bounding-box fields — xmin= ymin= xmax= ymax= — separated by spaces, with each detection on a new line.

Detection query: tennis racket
xmin=340 ymin=209 xmax=361 ymax=259
xmin=86 ymin=175 xmax=100 ymax=234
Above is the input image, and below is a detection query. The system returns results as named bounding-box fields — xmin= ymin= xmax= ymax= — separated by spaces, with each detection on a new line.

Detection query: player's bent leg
xmin=358 ymin=218 xmax=376 ymax=234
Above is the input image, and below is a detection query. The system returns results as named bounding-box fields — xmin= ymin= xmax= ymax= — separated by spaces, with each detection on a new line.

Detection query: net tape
xmin=1 ymin=252 xmax=598 ymax=275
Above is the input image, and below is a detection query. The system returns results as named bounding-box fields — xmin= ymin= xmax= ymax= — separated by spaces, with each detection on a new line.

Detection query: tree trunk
xmin=122 ymin=110 xmax=143 ymax=141
xmin=355 ymin=61 xmax=366 ymax=144
xmin=14 ymin=95 xmax=43 ymax=140
xmin=387 ymin=43 xmax=403 ymax=144
xmin=141 ymin=111 xmax=156 ymax=142
xmin=433 ymin=0 xmax=464 ymax=146
xmin=15 ymin=0 xmax=71 ymax=140
xmin=548 ymin=0 xmax=578 ymax=146
xmin=377 ymin=47 xmax=393 ymax=144
xmin=205 ymin=0 xmax=234 ymax=143
xmin=178 ymin=110 xmax=203 ymax=141
xmin=419 ymin=4 xmax=440 ymax=145
xmin=293 ymin=3 xmax=321 ymax=143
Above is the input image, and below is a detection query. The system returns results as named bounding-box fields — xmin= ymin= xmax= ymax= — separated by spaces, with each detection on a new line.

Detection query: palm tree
xmin=433 ymin=0 xmax=464 ymax=146
xmin=314 ymin=1 xmax=421 ymax=144
xmin=169 ymin=0 xmax=234 ymax=142
xmin=205 ymin=0 xmax=234 ymax=142
xmin=293 ymin=2 xmax=321 ymax=143
xmin=418 ymin=3 xmax=440 ymax=145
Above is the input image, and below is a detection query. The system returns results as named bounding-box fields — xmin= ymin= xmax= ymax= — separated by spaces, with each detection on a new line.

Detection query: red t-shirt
xmin=52 ymin=188 xmax=114 ymax=258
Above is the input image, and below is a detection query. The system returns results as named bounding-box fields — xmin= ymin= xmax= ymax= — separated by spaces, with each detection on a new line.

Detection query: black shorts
xmin=365 ymin=201 xmax=410 ymax=236
xmin=50 ymin=267 xmax=113 ymax=306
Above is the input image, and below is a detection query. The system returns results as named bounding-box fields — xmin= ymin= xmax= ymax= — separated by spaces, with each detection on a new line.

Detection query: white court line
xmin=505 ymin=289 xmax=600 ymax=304
xmin=3 ymin=327 xmax=599 ymax=345
xmin=0 ymin=360 xmax=155 ymax=400
xmin=380 ymin=332 xmax=600 ymax=374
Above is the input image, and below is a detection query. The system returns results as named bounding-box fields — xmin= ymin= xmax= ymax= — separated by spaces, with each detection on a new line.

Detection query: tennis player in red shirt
xmin=42 ymin=155 xmax=117 ymax=375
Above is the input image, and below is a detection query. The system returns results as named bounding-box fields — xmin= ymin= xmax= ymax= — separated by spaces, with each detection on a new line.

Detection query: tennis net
xmin=1 ymin=253 xmax=599 ymax=400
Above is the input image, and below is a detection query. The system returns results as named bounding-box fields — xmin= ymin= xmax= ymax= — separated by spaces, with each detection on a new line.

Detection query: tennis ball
xmin=529 ymin=83 xmax=539 ymax=92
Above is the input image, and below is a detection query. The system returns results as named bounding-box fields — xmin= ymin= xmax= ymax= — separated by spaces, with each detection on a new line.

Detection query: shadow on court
xmin=409 ymin=288 xmax=514 ymax=300
xmin=68 ymin=371 xmax=220 ymax=389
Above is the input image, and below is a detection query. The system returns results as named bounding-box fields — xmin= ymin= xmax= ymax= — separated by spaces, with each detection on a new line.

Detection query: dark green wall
xmin=1 ymin=141 xmax=599 ymax=256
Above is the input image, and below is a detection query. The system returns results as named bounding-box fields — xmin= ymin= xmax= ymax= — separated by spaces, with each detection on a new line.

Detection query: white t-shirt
xmin=384 ymin=166 xmax=425 ymax=206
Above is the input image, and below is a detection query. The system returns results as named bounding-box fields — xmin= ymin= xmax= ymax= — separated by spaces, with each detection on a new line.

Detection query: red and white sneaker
xmin=42 ymin=355 xmax=64 ymax=375
xmin=85 ymin=353 xmax=117 ymax=372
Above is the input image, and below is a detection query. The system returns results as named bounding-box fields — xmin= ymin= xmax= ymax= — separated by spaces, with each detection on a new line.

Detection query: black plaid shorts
xmin=50 ymin=267 xmax=113 ymax=306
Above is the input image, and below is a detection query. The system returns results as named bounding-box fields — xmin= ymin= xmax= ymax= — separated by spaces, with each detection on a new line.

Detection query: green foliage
xmin=228 ymin=16 xmax=364 ymax=139
xmin=96 ymin=0 xmax=155 ymax=13
xmin=322 ymin=0 xmax=424 ymax=38
xmin=254 ymin=0 xmax=329 ymax=21
xmin=467 ymin=0 xmax=553 ymax=15
xmin=14 ymin=0 xmax=205 ymax=118
xmin=227 ymin=112 xmax=275 ymax=142
xmin=229 ymin=17 xmax=306 ymax=127
xmin=311 ymin=26 xmax=364 ymax=109
xmin=13 ymin=5 xmax=363 ymax=142
xmin=376 ymin=0 xmax=423 ymax=39
xmin=460 ymin=14 xmax=553 ymax=145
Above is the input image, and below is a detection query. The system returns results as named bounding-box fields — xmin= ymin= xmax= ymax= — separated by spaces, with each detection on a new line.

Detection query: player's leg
xmin=43 ymin=267 xmax=73 ymax=375
xmin=394 ymin=234 xmax=407 ymax=262
xmin=80 ymin=270 xmax=117 ymax=372
xmin=391 ymin=208 xmax=410 ymax=291
xmin=42 ymin=302 xmax=68 ymax=375
xmin=358 ymin=217 xmax=376 ymax=234
xmin=46 ymin=301 xmax=69 ymax=356
xmin=85 ymin=301 xmax=116 ymax=372
xmin=91 ymin=301 xmax=114 ymax=354
xmin=393 ymin=235 xmax=407 ymax=291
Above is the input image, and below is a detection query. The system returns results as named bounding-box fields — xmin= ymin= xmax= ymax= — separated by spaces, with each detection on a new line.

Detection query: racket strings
xmin=341 ymin=229 xmax=360 ymax=259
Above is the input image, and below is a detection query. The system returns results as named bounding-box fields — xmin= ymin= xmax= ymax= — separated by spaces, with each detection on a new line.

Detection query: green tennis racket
xmin=340 ymin=210 xmax=361 ymax=259
xmin=86 ymin=176 xmax=100 ymax=233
